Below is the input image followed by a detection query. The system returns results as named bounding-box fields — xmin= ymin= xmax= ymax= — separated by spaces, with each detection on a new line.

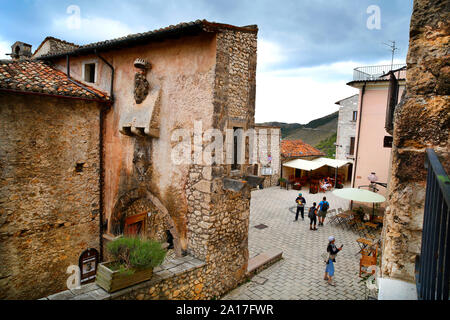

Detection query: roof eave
xmin=36 ymin=20 xmax=258 ymax=61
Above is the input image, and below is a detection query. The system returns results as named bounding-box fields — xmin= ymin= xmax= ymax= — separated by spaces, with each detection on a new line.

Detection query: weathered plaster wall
xmin=352 ymin=84 xmax=405 ymax=198
xmin=0 ymin=93 xmax=102 ymax=299
xmin=54 ymin=33 xmax=218 ymax=254
xmin=381 ymin=0 xmax=450 ymax=282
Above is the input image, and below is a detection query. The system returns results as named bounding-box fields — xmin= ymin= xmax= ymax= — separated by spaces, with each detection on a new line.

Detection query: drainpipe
xmin=351 ymin=83 xmax=366 ymax=209
xmin=99 ymin=105 xmax=105 ymax=262
xmin=95 ymin=49 xmax=115 ymax=102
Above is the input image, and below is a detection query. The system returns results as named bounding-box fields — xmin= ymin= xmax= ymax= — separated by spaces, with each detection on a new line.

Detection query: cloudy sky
xmin=0 ymin=0 xmax=413 ymax=124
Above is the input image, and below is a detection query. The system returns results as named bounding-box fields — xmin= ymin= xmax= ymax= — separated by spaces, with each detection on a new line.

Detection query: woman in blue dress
xmin=325 ymin=236 xmax=343 ymax=286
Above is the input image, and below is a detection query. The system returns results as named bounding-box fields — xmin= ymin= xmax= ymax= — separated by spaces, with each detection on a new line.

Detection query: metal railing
xmin=353 ymin=64 xmax=406 ymax=81
xmin=415 ymin=148 xmax=450 ymax=300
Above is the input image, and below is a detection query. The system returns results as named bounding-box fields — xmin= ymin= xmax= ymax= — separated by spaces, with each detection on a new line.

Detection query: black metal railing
xmin=415 ymin=148 xmax=450 ymax=300
xmin=353 ymin=64 xmax=406 ymax=81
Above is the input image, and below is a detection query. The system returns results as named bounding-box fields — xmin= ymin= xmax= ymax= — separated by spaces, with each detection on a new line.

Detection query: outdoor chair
xmin=327 ymin=209 xmax=337 ymax=225
xmin=359 ymin=244 xmax=378 ymax=277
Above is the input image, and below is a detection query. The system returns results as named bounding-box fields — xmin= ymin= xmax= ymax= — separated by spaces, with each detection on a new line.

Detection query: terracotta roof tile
xmin=0 ymin=60 xmax=110 ymax=102
xmin=281 ymin=139 xmax=325 ymax=158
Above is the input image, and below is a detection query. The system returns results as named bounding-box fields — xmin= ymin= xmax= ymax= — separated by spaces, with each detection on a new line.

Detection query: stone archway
xmin=110 ymin=187 xmax=182 ymax=257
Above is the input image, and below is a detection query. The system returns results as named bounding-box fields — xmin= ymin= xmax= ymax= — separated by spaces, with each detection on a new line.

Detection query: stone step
xmin=247 ymin=248 xmax=283 ymax=276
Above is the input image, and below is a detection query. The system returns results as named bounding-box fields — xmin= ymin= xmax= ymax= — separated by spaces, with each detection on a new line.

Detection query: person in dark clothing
xmin=294 ymin=193 xmax=306 ymax=221
xmin=317 ymin=196 xmax=330 ymax=226
xmin=324 ymin=236 xmax=343 ymax=286
xmin=308 ymin=202 xmax=318 ymax=230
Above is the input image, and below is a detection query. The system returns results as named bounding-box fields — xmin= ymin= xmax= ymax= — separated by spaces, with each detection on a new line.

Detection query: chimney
xmin=10 ymin=41 xmax=32 ymax=60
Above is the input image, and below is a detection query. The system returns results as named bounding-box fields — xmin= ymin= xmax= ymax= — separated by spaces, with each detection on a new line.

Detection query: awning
xmin=283 ymin=158 xmax=325 ymax=171
xmin=283 ymin=157 xmax=351 ymax=171
xmin=311 ymin=158 xmax=352 ymax=168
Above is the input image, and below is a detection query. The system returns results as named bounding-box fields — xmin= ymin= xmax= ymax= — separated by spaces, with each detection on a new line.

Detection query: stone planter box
xmin=95 ymin=262 xmax=153 ymax=293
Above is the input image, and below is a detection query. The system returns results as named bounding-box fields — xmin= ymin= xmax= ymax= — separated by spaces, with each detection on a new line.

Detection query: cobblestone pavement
xmin=222 ymin=186 xmax=368 ymax=300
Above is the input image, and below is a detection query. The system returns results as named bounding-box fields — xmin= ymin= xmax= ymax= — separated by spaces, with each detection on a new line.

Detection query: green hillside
xmin=258 ymin=111 xmax=338 ymax=156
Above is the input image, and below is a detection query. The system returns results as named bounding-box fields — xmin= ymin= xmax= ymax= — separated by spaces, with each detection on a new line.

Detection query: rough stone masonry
xmin=381 ymin=0 xmax=449 ymax=282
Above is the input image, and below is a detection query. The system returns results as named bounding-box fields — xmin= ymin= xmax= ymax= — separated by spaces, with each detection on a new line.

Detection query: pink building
xmin=347 ymin=65 xmax=406 ymax=198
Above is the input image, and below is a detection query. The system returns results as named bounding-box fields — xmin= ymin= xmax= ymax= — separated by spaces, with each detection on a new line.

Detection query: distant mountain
xmin=258 ymin=111 xmax=338 ymax=150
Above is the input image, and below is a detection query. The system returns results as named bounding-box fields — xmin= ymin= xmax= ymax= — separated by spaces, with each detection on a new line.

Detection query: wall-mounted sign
xmin=79 ymin=248 xmax=99 ymax=284
xmin=261 ymin=167 xmax=273 ymax=176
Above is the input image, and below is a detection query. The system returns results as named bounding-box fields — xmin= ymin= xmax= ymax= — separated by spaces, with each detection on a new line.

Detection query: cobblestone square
xmin=222 ymin=186 xmax=368 ymax=300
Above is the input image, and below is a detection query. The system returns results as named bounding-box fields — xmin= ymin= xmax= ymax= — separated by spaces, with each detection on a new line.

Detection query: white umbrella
xmin=332 ymin=188 xmax=386 ymax=203
xmin=332 ymin=188 xmax=386 ymax=220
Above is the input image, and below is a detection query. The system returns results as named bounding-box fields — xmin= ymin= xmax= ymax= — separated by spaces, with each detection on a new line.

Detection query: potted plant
xmin=353 ymin=206 xmax=366 ymax=222
xmin=278 ymin=177 xmax=287 ymax=189
xmin=96 ymin=236 xmax=166 ymax=293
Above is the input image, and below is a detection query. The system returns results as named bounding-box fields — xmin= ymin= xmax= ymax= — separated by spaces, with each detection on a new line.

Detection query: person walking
xmin=294 ymin=193 xmax=306 ymax=221
xmin=308 ymin=202 xmax=318 ymax=230
xmin=317 ymin=196 xmax=329 ymax=226
xmin=324 ymin=236 xmax=343 ymax=286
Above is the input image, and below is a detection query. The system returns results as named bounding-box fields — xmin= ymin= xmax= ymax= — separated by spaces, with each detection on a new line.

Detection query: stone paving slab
xmin=222 ymin=186 xmax=367 ymax=300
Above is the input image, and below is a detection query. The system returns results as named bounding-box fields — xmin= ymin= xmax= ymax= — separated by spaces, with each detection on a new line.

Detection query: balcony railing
xmin=415 ymin=149 xmax=450 ymax=300
xmin=353 ymin=64 xmax=406 ymax=81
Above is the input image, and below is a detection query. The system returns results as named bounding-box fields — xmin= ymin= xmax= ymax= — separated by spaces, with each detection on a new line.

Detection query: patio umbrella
xmin=332 ymin=188 xmax=386 ymax=203
xmin=332 ymin=188 xmax=386 ymax=220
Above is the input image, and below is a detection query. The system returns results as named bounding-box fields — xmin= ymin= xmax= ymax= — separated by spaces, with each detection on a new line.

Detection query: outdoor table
xmin=364 ymin=222 xmax=378 ymax=229
xmin=372 ymin=216 xmax=384 ymax=225
xmin=356 ymin=238 xmax=373 ymax=255
xmin=336 ymin=211 xmax=352 ymax=228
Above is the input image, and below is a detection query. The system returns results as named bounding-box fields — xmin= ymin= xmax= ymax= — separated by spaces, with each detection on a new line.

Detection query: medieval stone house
xmin=1 ymin=20 xmax=260 ymax=299
xmin=0 ymin=58 xmax=110 ymax=299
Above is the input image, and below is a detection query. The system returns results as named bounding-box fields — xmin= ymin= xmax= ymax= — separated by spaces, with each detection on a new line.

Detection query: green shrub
xmin=106 ymin=236 xmax=166 ymax=272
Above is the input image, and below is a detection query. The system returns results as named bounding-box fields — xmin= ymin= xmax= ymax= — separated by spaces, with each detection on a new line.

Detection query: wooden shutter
xmin=385 ymin=72 xmax=399 ymax=132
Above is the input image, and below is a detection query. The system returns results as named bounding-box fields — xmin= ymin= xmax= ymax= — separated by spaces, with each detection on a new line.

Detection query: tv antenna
xmin=383 ymin=40 xmax=398 ymax=71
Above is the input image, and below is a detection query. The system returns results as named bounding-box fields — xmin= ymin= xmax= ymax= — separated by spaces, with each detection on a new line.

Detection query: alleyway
xmin=222 ymin=186 xmax=367 ymax=300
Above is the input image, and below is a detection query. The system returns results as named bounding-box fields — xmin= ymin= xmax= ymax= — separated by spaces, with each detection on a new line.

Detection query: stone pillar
xmin=381 ymin=0 xmax=449 ymax=282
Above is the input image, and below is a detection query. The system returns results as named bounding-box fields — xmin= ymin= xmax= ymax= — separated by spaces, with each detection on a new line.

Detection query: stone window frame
xmin=82 ymin=59 xmax=99 ymax=84
xmin=226 ymin=119 xmax=249 ymax=176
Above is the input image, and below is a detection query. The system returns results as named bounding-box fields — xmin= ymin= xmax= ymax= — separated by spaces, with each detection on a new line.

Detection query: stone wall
xmin=336 ymin=95 xmax=358 ymax=160
xmin=255 ymin=126 xmax=281 ymax=188
xmin=182 ymin=27 xmax=258 ymax=298
xmin=0 ymin=93 xmax=103 ymax=299
xmin=381 ymin=0 xmax=450 ymax=282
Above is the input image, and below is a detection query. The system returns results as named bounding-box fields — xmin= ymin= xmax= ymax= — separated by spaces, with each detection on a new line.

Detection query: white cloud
xmin=257 ymin=39 xmax=286 ymax=71
xmin=255 ymin=58 xmax=405 ymax=124
xmin=0 ymin=38 xmax=11 ymax=59
xmin=52 ymin=15 xmax=137 ymax=43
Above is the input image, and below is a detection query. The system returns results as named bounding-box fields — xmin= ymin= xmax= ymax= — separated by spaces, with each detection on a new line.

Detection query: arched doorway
xmin=110 ymin=188 xmax=182 ymax=256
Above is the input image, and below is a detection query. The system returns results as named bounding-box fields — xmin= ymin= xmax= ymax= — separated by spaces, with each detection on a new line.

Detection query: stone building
xmin=280 ymin=139 xmax=325 ymax=180
xmin=0 ymin=59 xmax=111 ymax=299
xmin=254 ymin=125 xmax=281 ymax=188
xmin=3 ymin=19 xmax=260 ymax=299
xmin=381 ymin=0 xmax=449 ymax=283
xmin=335 ymin=94 xmax=358 ymax=162
xmin=32 ymin=37 xmax=80 ymax=58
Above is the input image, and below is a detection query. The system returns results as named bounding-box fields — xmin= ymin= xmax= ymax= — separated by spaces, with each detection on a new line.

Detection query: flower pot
xmin=95 ymin=262 xmax=153 ymax=293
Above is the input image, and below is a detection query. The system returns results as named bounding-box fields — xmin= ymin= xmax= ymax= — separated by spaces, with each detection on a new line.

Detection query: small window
xmin=232 ymin=127 xmax=241 ymax=170
xmin=84 ymin=63 xmax=96 ymax=83
xmin=383 ymin=136 xmax=393 ymax=148
xmin=352 ymin=111 xmax=358 ymax=121
xmin=349 ymin=137 xmax=355 ymax=155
